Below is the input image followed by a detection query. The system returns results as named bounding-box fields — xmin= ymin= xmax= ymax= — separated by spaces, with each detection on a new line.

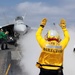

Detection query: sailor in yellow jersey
xmin=36 ymin=18 xmax=70 ymax=75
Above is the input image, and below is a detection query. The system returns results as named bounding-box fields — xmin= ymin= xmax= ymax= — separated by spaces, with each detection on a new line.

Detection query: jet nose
xmin=14 ymin=24 xmax=26 ymax=32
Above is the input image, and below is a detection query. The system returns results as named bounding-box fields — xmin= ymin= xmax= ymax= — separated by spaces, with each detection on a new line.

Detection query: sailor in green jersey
xmin=0 ymin=29 xmax=9 ymax=50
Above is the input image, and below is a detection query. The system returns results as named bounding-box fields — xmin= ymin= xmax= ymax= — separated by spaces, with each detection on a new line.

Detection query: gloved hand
xmin=40 ymin=18 xmax=47 ymax=26
xmin=59 ymin=19 xmax=66 ymax=29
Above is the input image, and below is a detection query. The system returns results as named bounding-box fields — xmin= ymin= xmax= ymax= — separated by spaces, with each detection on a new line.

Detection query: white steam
xmin=19 ymin=29 xmax=41 ymax=75
xmin=19 ymin=27 xmax=75 ymax=75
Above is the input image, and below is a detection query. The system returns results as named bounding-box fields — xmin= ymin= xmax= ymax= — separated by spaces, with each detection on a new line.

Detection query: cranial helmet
xmin=45 ymin=30 xmax=60 ymax=42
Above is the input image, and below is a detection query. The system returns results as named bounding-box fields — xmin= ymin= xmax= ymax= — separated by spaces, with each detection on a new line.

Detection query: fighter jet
xmin=14 ymin=16 xmax=30 ymax=34
xmin=0 ymin=16 xmax=30 ymax=49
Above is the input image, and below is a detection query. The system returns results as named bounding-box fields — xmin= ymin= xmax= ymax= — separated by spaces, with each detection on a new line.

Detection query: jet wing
xmin=0 ymin=24 xmax=18 ymax=47
xmin=0 ymin=23 xmax=31 ymax=46
xmin=1 ymin=24 xmax=14 ymax=36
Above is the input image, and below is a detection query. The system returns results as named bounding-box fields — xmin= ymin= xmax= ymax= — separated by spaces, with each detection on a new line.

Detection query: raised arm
xmin=36 ymin=18 xmax=47 ymax=48
xmin=60 ymin=19 xmax=70 ymax=50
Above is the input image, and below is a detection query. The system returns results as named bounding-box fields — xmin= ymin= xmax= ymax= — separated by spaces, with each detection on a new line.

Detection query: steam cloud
xmin=19 ymin=27 xmax=75 ymax=75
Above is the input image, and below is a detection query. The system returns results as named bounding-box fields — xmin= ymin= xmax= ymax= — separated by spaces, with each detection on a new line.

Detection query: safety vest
xmin=36 ymin=26 xmax=70 ymax=70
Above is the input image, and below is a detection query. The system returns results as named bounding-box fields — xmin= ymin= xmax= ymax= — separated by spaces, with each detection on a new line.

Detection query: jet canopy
xmin=15 ymin=16 xmax=23 ymax=21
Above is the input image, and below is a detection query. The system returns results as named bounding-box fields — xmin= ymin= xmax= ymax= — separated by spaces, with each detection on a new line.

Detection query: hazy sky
xmin=0 ymin=0 xmax=75 ymax=28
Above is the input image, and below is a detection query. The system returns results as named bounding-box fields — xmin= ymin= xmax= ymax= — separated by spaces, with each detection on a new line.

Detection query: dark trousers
xmin=0 ymin=39 xmax=8 ymax=50
xmin=39 ymin=68 xmax=63 ymax=75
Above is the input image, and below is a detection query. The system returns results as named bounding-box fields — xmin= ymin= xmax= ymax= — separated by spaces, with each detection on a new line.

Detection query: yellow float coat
xmin=36 ymin=26 xmax=70 ymax=70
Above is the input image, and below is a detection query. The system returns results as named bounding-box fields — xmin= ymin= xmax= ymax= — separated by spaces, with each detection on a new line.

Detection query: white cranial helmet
xmin=45 ymin=30 xmax=60 ymax=41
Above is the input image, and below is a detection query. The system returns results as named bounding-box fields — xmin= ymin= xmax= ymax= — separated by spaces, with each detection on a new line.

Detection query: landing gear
xmin=14 ymin=43 xmax=18 ymax=47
